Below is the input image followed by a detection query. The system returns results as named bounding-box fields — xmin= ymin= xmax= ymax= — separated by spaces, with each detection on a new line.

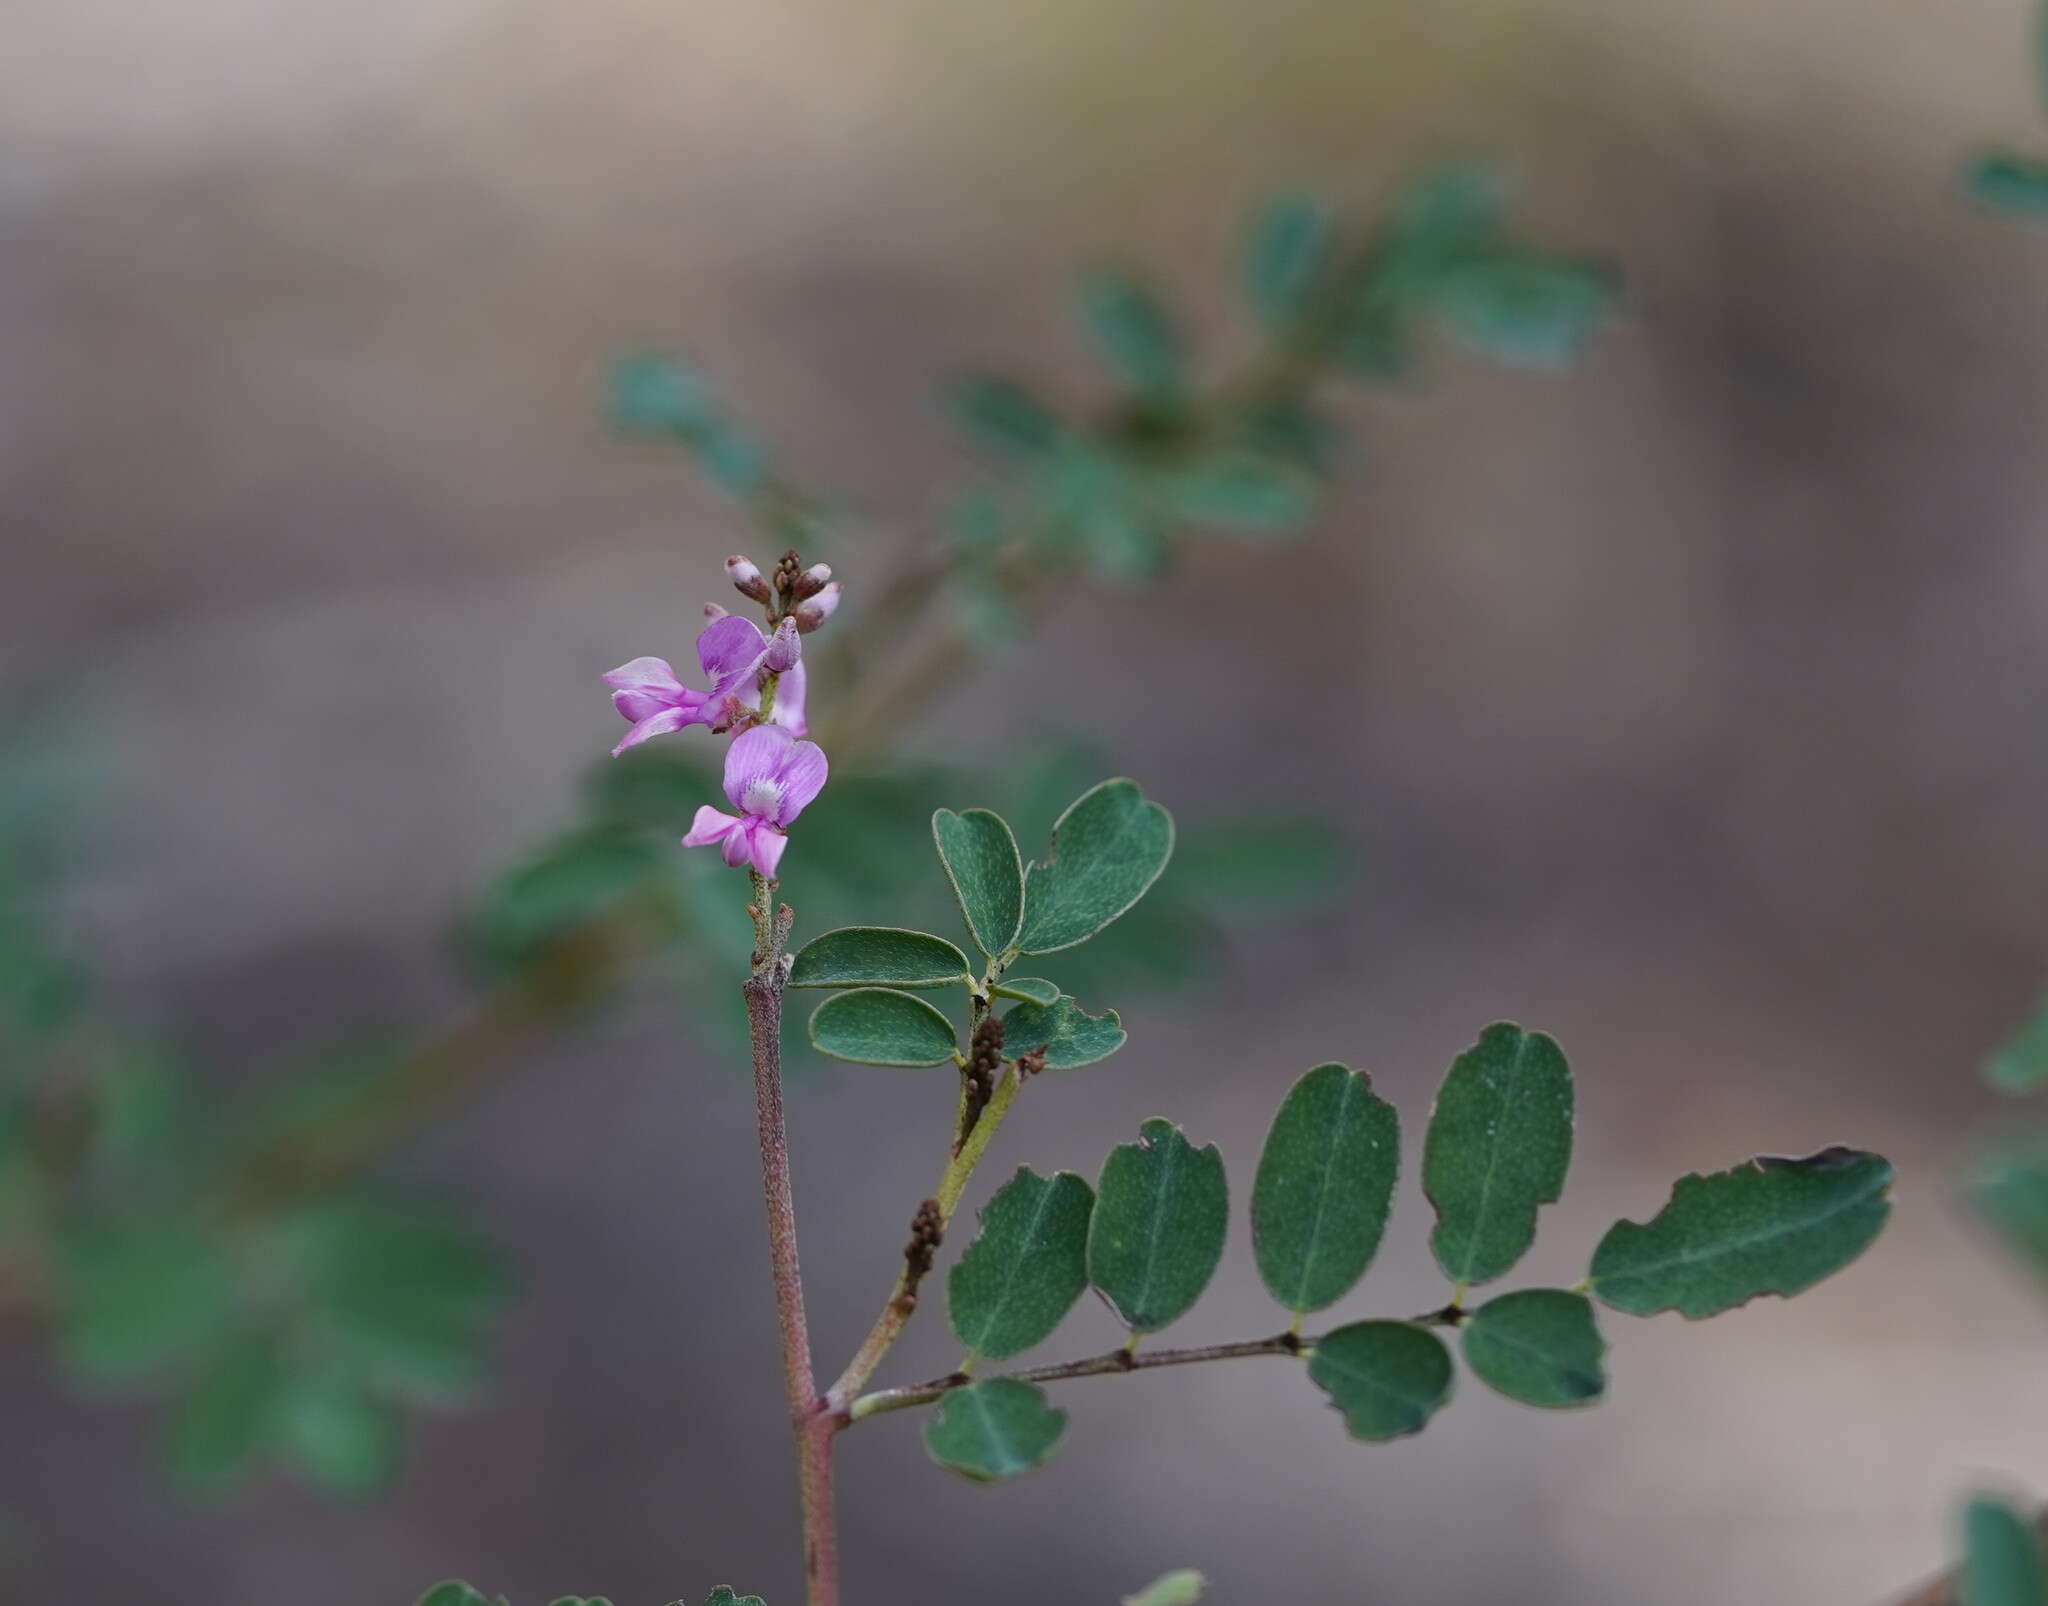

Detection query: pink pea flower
xmin=605 ymin=614 xmax=801 ymax=755
xmin=682 ymin=725 xmax=829 ymax=876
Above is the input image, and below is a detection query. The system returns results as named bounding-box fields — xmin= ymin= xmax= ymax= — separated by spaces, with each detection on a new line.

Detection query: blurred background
xmin=6 ymin=0 xmax=2048 ymax=1601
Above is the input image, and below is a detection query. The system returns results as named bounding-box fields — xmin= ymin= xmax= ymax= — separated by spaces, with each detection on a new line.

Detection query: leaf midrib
xmin=1596 ymin=1170 xmax=1887 ymax=1290
xmin=1286 ymin=1072 xmax=1359 ymax=1310
xmin=964 ymin=1177 xmax=1070 ymax=1354
xmin=1444 ymin=1031 xmax=1541 ymax=1280
xmin=1127 ymin=1134 xmax=1184 ymax=1328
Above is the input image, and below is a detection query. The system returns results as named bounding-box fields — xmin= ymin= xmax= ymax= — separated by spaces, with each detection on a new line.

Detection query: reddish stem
xmin=744 ymin=875 xmax=837 ymax=1606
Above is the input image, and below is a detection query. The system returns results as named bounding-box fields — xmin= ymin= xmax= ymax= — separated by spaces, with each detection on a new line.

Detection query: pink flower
xmin=605 ymin=614 xmax=804 ymax=754
xmin=682 ymin=725 xmax=829 ymax=876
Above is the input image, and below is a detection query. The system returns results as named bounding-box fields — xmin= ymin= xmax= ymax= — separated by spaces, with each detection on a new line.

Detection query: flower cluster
xmin=603 ymin=550 xmax=837 ymax=877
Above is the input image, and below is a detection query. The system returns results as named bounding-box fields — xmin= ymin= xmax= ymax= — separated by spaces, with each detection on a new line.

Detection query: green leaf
xmin=1245 ymin=193 xmax=1337 ymax=331
xmin=949 ymin=376 xmax=1063 ymax=458
xmin=58 ymin=1219 xmax=234 ymax=1382
xmin=1422 ymin=1023 xmax=1574 ymax=1287
xmin=607 ymin=355 xmax=766 ymax=493
xmin=1252 ymin=1064 xmax=1400 ymax=1314
xmin=1076 ymin=499 xmax=1169 ymax=584
xmin=1459 ymin=1288 xmax=1606 ymax=1408
xmin=787 ymin=926 xmax=970 ymax=990
xmin=996 ymin=995 xmax=1126 ymax=1070
xmin=163 ymin=1331 xmax=285 ymax=1492
xmin=1588 ymin=1147 xmax=1893 ymax=1318
xmin=1156 ymin=454 xmax=1321 ymax=532
xmin=462 ymin=825 xmax=664 ymax=977
xmin=955 ymin=564 xmax=1027 ymax=653
xmin=1333 ymin=290 xmax=1417 ymax=382
xmin=277 ymin=1374 xmax=403 ymax=1496
xmin=1017 ymin=779 xmax=1175 ymax=955
xmin=1307 ymin=1321 xmax=1454 ymax=1442
xmin=702 ymin=1591 xmax=768 ymax=1606
xmin=1240 ymin=398 xmax=1344 ymax=477
xmin=416 ymin=1585 xmax=498 ymax=1606
xmin=1971 ymin=1137 xmax=2048 ymax=1284
xmin=1964 ymin=1495 xmax=2048 ymax=1606
xmin=275 ymin=1196 xmax=509 ymax=1404
xmin=807 ymin=988 xmax=958 ymax=1067
xmin=1968 ymin=152 xmax=2048 ymax=219
xmin=932 ymin=809 xmax=1024 ymax=957
xmin=611 ymin=354 xmax=718 ymax=436
xmin=1172 ymin=814 xmax=1347 ymax=909
xmin=1988 ymin=990 xmax=2048 ymax=1092
xmin=922 ymin=1377 xmax=1068 ymax=1481
xmin=948 ymin=1166 xmax=1094 ymax=1360
xmin=991 ymin=976 xmax=1061 ymax=1005
xmin=1123 ymin=1572 xmax=1206 ymax=1606
xmin=1077 ymin=271 xmax=1184 ymax=397
xmin=1432 ymin=249 xmax=1617 ymax=369
xmin=1087 ymin=1119 xmax=1227 ymax=1333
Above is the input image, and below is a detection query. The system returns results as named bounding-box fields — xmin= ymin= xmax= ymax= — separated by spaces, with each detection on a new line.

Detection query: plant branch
xmin=825 ymin=1063 xmax=1024 ymax=1409
xmin=742 ymin=870 xmax=836 ymax=1606
xmin=845 ymin=1298 xmax=1465 ymax=1423
xmin=845 ymin=1331 xmax=1309 ymax=1423
xmin=216 ymin=898 xmax=661 ymax=1222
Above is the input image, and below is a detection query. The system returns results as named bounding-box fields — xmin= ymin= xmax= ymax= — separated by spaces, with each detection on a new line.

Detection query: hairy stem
xmin=742 ymin=871 xmax=836 ymax=1606
xmin=826 ymin=1064 xmax=1023 ymax=1408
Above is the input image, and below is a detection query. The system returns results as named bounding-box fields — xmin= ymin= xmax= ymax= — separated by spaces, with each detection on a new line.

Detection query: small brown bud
xmin=726 ymin=554 xmax=772 ymax=604
xmin=957 ymin=1016 xmax=1005 ymax=1147
xmin=901 ymin=1197 xmax=944 ymax=1303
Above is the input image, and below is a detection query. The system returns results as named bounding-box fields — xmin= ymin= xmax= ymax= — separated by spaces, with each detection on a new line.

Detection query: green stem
xmin=825 ymin=1064 xmax=1023 ymax=1409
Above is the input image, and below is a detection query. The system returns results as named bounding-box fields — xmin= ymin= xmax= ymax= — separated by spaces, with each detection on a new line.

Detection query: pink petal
xmin=769 ymin=661 xmax=808 ymax=736
xmin=603 ymin=655 xmax=684 ymax=694
xmin=611 ymin=705 xmax=693 ymax=757
xmin=682 ymin=805 xmax=741 ymax=847
xmin=698 ymin=614 xmax=768 ymax=682
xmin=746 ymin=821 xmax=789 ymax=878
xmin=720 ymin=825 xmax=756 ymax=867
xmin=721 ymin=724 xmax=796 ymax=810
xmin=769 ymin=738 xmax=829 ymax=824
xmin=612 ymin=685 xmax=707 ymax=724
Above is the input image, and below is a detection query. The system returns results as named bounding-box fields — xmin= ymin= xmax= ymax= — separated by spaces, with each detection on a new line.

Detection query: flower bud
xmin=794 ymin=562 xmax=832 ymax=600
xmin=702 ymin=602 xmax=729 ymax=620
xmin=726 ymin=554 xmax=772 ymax=603
xmin=794 ymin=580 xmax=842 ymax=633
xmin=763 ymin=617 xmax=802 ymax=673
xmin=772 ymin=549 xmax=803 ymax=597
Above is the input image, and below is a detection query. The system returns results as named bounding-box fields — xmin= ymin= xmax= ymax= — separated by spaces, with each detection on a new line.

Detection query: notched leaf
xmin=997 ymin=994 xmax=1127 ymax=1070
xmin=1588 ymin=1146 xmax=1893 ymax=1319
xmin=923 ymin=1377 xmax=1068 ymax=1481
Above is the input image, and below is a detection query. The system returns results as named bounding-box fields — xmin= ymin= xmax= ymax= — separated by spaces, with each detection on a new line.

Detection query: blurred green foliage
xmin=1965 ymin=2 xmax=2048 ymax=221
xmin=0 ymin=743 xmax=510 ymax=1500
xmin=2 ymin=168 xmax=1609 ymax=1509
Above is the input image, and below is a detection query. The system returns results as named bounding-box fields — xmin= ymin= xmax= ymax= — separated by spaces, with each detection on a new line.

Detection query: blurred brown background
xmin=7 ymin=0 xmax=2048 ymax=1600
